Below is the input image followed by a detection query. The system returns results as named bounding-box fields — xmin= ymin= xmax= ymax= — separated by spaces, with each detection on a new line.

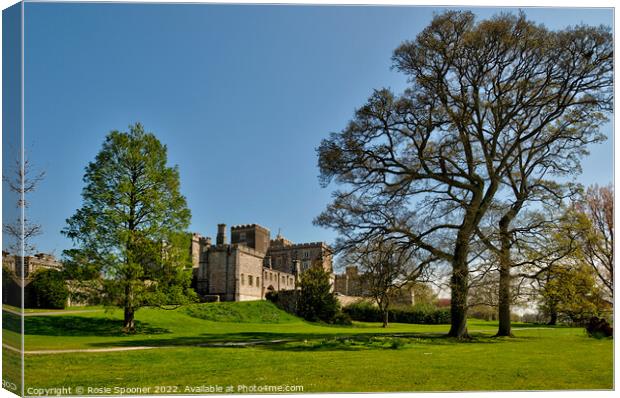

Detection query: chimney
xmin=216 ymin=224 xmax=227 ymax=245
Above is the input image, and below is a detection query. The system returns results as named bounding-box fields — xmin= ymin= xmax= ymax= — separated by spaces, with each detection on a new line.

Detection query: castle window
xmin=303 ymin=251 xmax=309 ymax=259
xmin=241 ymin=274 xmax=245 ymax=285
xmin=257 ymin=277 xmax=260 ymax=287
xmin=248 ymin=275 xmax=253 ymax=286
xmin=239 ymin=232 xmax=246 ymax=242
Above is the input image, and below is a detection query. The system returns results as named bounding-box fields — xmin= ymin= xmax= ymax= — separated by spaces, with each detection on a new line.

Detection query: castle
xmin=2 ymin=251 xmax=63 ymax=279
xmin=190 ymin=224 xmax=333 ymax=301
xmin=2 ymin=251 xmax=64 ymax=307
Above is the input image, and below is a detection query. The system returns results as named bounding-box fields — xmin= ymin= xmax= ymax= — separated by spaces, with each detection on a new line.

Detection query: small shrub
xmin=265 ymin=290 xmax=278 ymax=303
xmin=344 ymin=301 xmax=381 ymax=322
xmin=30 ymin=269 xmax=69 ymax=309
xmin=343 ymin=302 xmax=450 ymax=325
xmin=389 ymin=338 xmax=405 ymax=350
xmin=585 ymin=316 xmax=613 ymax=338
xmin=332 ymin=312 xmax=353 ymax=326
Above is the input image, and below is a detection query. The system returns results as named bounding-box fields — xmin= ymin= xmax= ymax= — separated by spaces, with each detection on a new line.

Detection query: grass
xmin=4 ymin=303 xmax=453 ymax=350
xmin=184 ymin=300 xmax=300 ymax=323
xmin=1 ymin=301 xmax=613 ymax=393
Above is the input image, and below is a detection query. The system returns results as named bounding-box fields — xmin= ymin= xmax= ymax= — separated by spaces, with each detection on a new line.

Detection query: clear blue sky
xmin=13 ymin=3 xmax=613 ymax=256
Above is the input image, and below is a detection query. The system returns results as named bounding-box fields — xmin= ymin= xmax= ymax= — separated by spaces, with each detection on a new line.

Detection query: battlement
xmin=270 ymin=237 xmax=293 ymax=247
xmin=289 ymin=241 xmax=332 ymax=250
xmin=191 ymin=232 xmax=211 ymax=243
xmin=231 ymin=224 xmax=270 ymax=232
xmin=207 ymin=242 xmax=267 ymax=259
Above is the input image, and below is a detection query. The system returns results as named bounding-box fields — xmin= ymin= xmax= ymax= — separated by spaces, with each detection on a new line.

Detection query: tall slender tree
xmin=63 ymin=123 xmax=196 ymax=331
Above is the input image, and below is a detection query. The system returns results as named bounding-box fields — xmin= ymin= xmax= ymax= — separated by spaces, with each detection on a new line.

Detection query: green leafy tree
xmin=539 ymin=264 xmax=606 ymax=325
xmin=519 ymin=205 xmax=609 ymax=325
xmin=573 ymin=184 xmax=613 ymax=303
xmin=30 ymin=269 xmax=69 ymax=309
xmin=63 ymin=123 xmax=196 ymax=331
xmin=297 ymin=266 xmax=340 ymax=323
xmin=411 ymin=282 xmax=437 ymax=306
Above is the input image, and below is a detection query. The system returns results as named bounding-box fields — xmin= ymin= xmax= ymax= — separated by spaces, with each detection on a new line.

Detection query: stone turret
xmin=216 ymin=224 xmax=227 ymax=245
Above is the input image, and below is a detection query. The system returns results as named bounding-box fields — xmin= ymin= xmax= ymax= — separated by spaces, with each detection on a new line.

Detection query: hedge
xmin=343 ymin=302 xmax=450 ymax=324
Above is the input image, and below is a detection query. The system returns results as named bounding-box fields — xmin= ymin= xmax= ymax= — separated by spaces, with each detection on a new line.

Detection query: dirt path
xmin=2 ymin=339 xmax=296 ymax=355
xmin=2 ymin=307 xmax=104 ymax=317
xmin=3 ymin=343 xmax=160 ymax=355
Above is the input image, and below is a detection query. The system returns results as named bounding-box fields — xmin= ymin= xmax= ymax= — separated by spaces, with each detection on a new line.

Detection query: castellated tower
xmin=190 ymin=233 xmax=211 ymax=269
xmin=231 ymin=224 xmax=270 ymax=253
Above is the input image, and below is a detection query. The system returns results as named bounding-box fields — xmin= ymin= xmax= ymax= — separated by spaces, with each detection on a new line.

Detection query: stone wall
xmin=267 ymin=240 xmax=333 ymax=274
xmin=333 ymin=266 xmax=368 ymax=296
xmin=268 ymin=289 xmax=298 ymax=315
xmin=236 ymin=246 xmax=265 ymax=301
xmin=190 ymin=233 xmax=210 ymax=269
xmin=200 ymin=246 xmax=236 ymax=301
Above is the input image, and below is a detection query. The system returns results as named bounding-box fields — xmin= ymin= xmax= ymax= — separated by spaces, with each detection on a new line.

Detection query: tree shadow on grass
xmin=2 ymin=311 xmax=22 ymax=334
xmin=85 ymin=330 xmax=512 ymax=351
xmin=22 ymin=315 xmax=169 ymax=337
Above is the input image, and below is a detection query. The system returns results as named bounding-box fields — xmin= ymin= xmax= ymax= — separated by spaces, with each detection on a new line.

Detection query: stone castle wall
xmin=236 ymin=245 xmax=266 ymax=301
xmin=194 ymin=224 xmax=331 ymax=302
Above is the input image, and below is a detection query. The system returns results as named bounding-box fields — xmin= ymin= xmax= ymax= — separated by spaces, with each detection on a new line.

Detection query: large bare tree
xmin=3 ymin=158 xmax=46 ymax=256
xmin=315 ymin=11 xmax=612 ymax=338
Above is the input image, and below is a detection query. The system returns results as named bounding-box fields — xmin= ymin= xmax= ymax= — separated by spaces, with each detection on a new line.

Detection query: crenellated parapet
xmin=231 ymin=224 xmax=270 ymax=233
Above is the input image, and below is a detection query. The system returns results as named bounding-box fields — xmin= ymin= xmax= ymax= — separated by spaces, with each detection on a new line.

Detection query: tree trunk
xmin=124 ymin=305 xmax=135 ymax=331
xmin=496 ymin=220 xmax=513 ymax=337
xmin=382 ymin=306 xmax=389 ymax=328
xmin=548 ymin=308 xmax=558 ymax=325
xmin=495 ymin=197 xmax=524 ymax=337
xmin=496 ymin=263 xmax=512 ymax=336
xmin=448 ymin=247 xmax=469 ymax=338
xmin=123 ymin=284 xmax=135 ymax=332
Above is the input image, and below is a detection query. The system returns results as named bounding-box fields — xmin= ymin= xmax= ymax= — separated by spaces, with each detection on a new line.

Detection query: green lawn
xmin=1 ymin=301 xmax=613 ymax=393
